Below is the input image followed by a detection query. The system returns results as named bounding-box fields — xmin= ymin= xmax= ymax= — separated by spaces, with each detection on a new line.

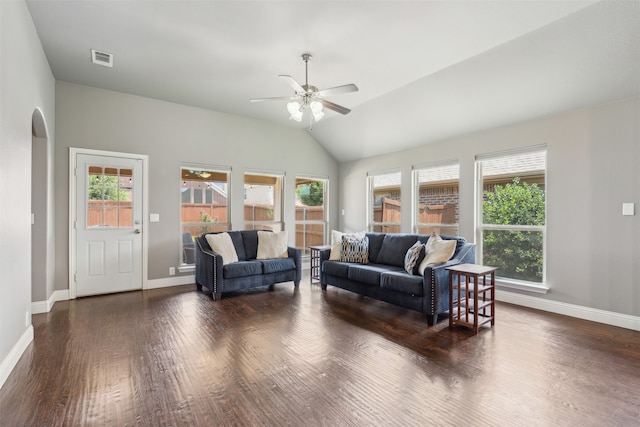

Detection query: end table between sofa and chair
xmin=446 ymin=263 xmax=497 ymax=334
xmin=309 ymin=245 xmax=332 ymax=284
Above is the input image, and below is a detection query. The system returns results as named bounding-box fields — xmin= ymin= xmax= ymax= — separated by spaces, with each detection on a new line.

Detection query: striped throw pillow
xmin=340 ymin=236 xmax=369 ymax=264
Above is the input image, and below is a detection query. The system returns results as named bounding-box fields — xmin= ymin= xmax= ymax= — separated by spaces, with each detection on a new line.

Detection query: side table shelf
xmin=446 ymin=263 xmax=497 ymax=334
xmin=309 ymin=245 xmax=331 ymax=284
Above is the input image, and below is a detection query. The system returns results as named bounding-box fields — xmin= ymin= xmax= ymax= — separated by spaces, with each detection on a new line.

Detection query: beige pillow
xmin=329 ymin=230 xmax=366 ymax=260
xmin=418 ymin=232 xmax=456 ymax=275
xmin=257 ymin=230 xmax=289 ymax=259
xmin=205 ymin=232 xmax=238 ymax=265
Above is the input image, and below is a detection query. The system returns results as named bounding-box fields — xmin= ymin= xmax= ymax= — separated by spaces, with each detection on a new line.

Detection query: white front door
xmin=75 ymin=153 xmax=143 ymax=297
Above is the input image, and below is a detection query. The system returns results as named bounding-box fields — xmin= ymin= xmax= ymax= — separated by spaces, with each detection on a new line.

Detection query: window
xmin=180 ymin=166 xmax=230 ymax=265
xmin=295 ymin=177 xmax=328 ymax=254
xmin=244 ymin=172 xmax=284 ymax=231
xmin=413 ymin=162 xmax=459 ymax=236
xmin=368 ymin=171 xmax=401 ymax=233
xmin=476 ymin=147 xmax=546 ymax=284
xmin=87 ymin=166 xmax=133 ymax=228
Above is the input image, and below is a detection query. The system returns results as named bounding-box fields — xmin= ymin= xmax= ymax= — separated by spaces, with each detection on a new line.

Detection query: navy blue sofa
xmin=320 ymin=232 xmax=476 ymax=325
xmin=195 ymin=230 xmax=302 ymax=300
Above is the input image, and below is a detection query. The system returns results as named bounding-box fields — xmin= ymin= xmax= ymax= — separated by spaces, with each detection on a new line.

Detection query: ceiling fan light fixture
xmin=287 ymin=102 xmax=303 ymax=122
xmin=310 ymin=101 xmax=324 ymax=121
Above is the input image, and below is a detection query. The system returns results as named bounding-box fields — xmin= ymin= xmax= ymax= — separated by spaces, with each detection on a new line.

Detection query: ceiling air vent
xmin=91 ymin=49 xmax=113 ymax=67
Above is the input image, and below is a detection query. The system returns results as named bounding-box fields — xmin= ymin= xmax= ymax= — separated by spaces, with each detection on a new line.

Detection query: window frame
xmin=475 ymin=146 xmax=548 ymax=293
xmin=367 ymin=170 xmax=402 ymax=233
xmin=294 ymin=175 xmax=329 ymax=255
xmin=179 ymin=164 xmax=231 ymax=268
xmin=243 ymin=170 xmax=285 ymax=232
xmin=412 ymin=160 xmax=460 ymax=236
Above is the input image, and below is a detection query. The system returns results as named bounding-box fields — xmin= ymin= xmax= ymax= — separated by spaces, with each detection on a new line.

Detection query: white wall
xmin=0 ymin=0 xmax=55 ymax=387
xmin=338 ymin=98 xmax=640 ymax=319
xmin=54 ymin=81 xmax=338 ymax=285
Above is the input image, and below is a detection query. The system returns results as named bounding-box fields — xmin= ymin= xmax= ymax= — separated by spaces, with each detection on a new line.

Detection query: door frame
xmin=69 ymin=147 xmax=149 ymax=299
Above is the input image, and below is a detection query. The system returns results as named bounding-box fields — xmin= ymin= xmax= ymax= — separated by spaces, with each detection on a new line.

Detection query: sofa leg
xmin=427 ymin=314 xmax=437 ymax=326
xmin=196 ymin=283 xmax=202 ymax=292
xmin=321 ymin=283 xmax=327 ymax=290
xmin=294 ymin=280 xmax=300 ymax=287
xmin=212 ymin=292 xmax=221 ymax=301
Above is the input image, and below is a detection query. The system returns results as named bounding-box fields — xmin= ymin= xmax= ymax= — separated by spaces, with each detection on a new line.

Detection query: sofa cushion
xmin=329 ymin=230 xmax=366 ymax=260
xmin=365 ymin=233 xmax=386 ymax=264
xmin=380 ymin=271 xmax=424 ymax=296
xmin=257 ymin=230 xmax=288 ymax=259
xmin=225 ymin=231 xmax=247 ymax=261
xmin=205 ymin=232 xmax=239 ymax=265
xmin=340 ymin=236 xmax=369 ymax=264
xmin=322 ymin=260 xmax=351 ymax=277
xmin=223 ymin=260 xmax=262 ymax=279
xmin=348 ymin=264 xmax=403 ymax=285
xmin=418 ymin=232 xmax=457 ymax=275
xmin=404 ymin=240 xmax=425 ymax=275
xmin=261 ymin=258 xmax=296 ymax=274
xmin=240 ymin=230 xmax=260 ymax=260
xmin=376 ymin=234 xmax=422 ymax=267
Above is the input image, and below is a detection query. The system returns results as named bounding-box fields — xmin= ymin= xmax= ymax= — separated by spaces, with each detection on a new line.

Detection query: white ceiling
xmin=26 ymin=0 xmax=640 ymax=162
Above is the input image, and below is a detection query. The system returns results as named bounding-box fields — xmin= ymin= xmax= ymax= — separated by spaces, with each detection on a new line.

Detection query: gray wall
xmin=0 ymin=0 xmax=55 ymax=384
xmin=338 ymin=97 xmax=640 ymax=317
xmin=54 ymin=81 xmax=339 ymax=285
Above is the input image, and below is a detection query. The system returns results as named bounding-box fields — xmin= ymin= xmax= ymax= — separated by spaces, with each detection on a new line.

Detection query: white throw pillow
xmin=329 ymin=230 xmax=366 ymax=260
xmin=257 ymin=230 xmax=289 ymax=259
xmin=417 ymin=232 xmax=456 ymax=275
xmin=205 ymin=232 xmax=238 ymax=265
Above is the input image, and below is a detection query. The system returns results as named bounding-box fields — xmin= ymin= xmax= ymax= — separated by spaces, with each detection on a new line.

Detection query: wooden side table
xmin=309 ymin=245 xmax=331 ymax=284
xmin=447 ymin=263 xmax=497 ymax=334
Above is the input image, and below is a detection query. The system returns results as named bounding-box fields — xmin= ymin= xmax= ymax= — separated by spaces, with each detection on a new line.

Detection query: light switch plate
xmin=150 ymin=213 xmax=160 ymax=222
xmin=622 ymin=203 xmax=634 ymax=216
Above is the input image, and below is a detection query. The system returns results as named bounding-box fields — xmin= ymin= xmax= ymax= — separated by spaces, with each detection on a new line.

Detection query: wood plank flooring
xmin=1 ymin=273 xmax=640 ymax=426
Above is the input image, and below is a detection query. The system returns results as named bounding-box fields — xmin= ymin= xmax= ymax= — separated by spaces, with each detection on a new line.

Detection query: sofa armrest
xmin=287 ymin=246 xmax=302 ymax=285
xmin=422 ymin=242 xmax=477 ymax=322
xmin=319 ymin=248 xmax=331 ymax=284
xmin=195 ymin=237 xmax=224 ymax=294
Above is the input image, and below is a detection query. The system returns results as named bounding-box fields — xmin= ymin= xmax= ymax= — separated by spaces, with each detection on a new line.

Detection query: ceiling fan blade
xmin=279 ymin=75 xmax=305 ymax=94
xmin=321 ymin=99 xmax=351 ymax=115
xmin=316 ymin=84 xmax=359 ymax=98
xmin=250 ymin=96 xmax=298 ymax=103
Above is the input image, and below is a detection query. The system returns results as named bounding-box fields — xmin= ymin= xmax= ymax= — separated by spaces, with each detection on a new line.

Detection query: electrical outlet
xmin=169 ymin=267 xmax=176 ymax=276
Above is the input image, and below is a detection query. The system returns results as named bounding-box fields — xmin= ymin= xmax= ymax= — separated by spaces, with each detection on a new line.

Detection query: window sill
xmin=178 ymin=265 xmax=195 ymax=274
xmin=495 ymin=278 xmax=549 ymax=294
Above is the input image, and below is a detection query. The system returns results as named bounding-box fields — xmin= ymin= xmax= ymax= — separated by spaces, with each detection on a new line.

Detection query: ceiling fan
xmin=250 ymin=53 xmax=358 ymax=125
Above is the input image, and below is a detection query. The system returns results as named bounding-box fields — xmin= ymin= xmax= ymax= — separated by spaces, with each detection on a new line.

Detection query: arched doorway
xmin=31 ymin=108 xmax=51 ymax=308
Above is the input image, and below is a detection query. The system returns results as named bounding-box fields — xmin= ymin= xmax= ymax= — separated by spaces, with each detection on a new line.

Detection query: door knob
xmin=134 ymin=229 xmax=141 ymax=234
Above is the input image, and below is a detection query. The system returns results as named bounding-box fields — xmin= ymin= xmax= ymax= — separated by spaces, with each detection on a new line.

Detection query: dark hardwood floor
xmin=2 ymin=272 xmax=640 ymax=426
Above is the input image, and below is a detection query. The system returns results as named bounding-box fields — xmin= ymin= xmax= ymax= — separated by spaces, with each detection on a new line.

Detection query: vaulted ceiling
xmin=26 ymin=0 xmax=640 ymax=162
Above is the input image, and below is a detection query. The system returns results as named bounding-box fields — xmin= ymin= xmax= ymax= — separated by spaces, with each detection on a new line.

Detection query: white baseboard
xmin=0 ymin=326 xmax=34 ymax=390
xmin=496 ymin=290 xmax=640 ymax=331
xmin=146 ymin=275 xmax=195 ymax=290
xmin=31 ymin=289 xmax=70 ymax=314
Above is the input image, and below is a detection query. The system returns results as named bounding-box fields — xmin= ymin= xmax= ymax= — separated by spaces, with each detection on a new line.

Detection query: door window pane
xmin=86 ymin=165 xmax=133 ymax=229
